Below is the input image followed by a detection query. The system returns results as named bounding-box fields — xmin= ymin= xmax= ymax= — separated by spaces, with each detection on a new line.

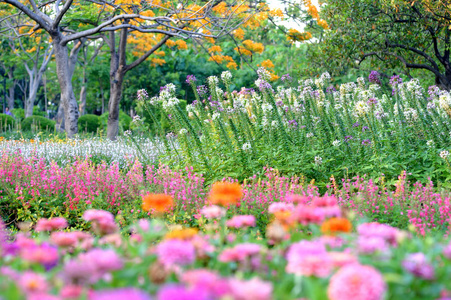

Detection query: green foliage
xmin=22 ymin=116 xmax=55 ymax=132
xmin=10 ymin=108 xmax=24 ymax=120
xmin=0 ymin=114 xmax=15 ymax=130
xmin=78 ymin=114 xmax=101 ymax=133
xmin=33 ymin=106 xmax=46 ymax=117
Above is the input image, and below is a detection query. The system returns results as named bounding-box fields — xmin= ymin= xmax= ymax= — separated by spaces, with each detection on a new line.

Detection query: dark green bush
xmin=33 ymin=106 xmax=46 ymax=117
xmin=0 ymin=114 xmax=15 ymax=130
xmin=78 ymin=114 xmax=100 ymax=133
xmin=22 ymin=116 xmax=55 ymax=132
xmin=100 ymin=110 xmax=132 ymax=131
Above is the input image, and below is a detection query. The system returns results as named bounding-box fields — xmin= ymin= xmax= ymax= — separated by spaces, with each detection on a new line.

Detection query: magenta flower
xmin=91 ymin=288 xmax=151 ymax=300
xmin=218 ymin=243 xmax=262 ymax=263
xmin=156 ymin=240 xmax=196 ymax=267
xmin=35 ymin=217 xmax=68 ymax=232
xmin=20 ymin=243 xmax=59 ymax=269
xmin=402 ymin=253 xmax=435 ymax=280
xmin=357 ymin=236 xmax=389 ymax=254
xmin=157 ymin=284 xmax=209 ymax=300
xmin=181 ymin=269 xmax=230 ymax=298
xmin=229 ymin=277 xmax=273 ymax=300
xmin=226 ymin=215 xmax=256 ymax=228
xmin=268 ymin=202 xmax=294 ymax=214
xmin=286 ymin=240 xmax=332 ymax=277
xmin=328 ymin=264 xmax=386 ymax=300
xmin=357 ymin=222 xmax=400 ymax=246
xmin=50 ymin=232 xmax=79 ymax=248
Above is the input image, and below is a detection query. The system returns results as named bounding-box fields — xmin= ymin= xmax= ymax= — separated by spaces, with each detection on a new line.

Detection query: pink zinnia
xmin=229 ymin=277 xmax=273 ymax=300
xmin=181 ymin=269 xmax=230 ymax=297
xmin=35 ymin=217 xmax=68 ymax=232
xmin=200 ymin=205 xmax=226 ymax=219
xmin=50 ymin=232 xmax=79 ymax=248
xmin=219 ymin=243 xmax=262 ymax=263
xmin=156 ymin=240 xmax=196 ymax=267
xmin=157 ymin=284 xmax=209 ymax=300
xmin=328 ymin=264 xmax=386 ymax=300
xmin=83 ymin=209 xmax=118 ymax=235
xmin=20 ymin=243 xmax=59 ymax=269
xmin=293 ymin=205 xmax=324 ymax=225
xmin=286 ymin=240 xmax=332 ymax=277
xmin=18 ymin=272 xmax=49 ymax=295
xmin=357 ymin=223 xmax=400 ymax=246
xmin=402 ymin=253 xmax=435 ymax=280
xmin=91 ymin=288 xmax=151 ymax=300
xmin=226 ymin=215 xmax=256 ymax=228
xmin=268 ymin=202 xmax=294 ymax=214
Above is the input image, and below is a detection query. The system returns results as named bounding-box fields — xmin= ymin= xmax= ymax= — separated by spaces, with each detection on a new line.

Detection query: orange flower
xmin=320 ymin=217 xmax=352 ymax=235
xmin=273 ymin=211 xmax=295 ymax=230
xmin=142 ymin=194 xmax=173 ymax=213
xmin=209 ymin=182 xmax=242 ymax=206
xmin=165 ymin=228 xmax=198 ymax=240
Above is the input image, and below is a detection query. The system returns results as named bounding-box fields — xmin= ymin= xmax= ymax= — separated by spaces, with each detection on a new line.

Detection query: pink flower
xmin=218 ymin=243 xmax=262 ymax=263
xmin=18 ymin=272 xmax=49 ymax=295
xmin=181 ymin=269 xmax=230 ymax=298
xmin=443 ymin=243 xmax=451 ymax=260
xmin=60 ymin=285 xmax=83 ymax=299
xmin=83 ymin=209 xmax=118 ymax=235
xmin=328 ymin=264 xmax=386 ymax=300
xmin=292 ymin=205 xmax=324 ymax=225
xmin=50 ymin=232 xmax=79 ymax=248
xmin=35 ymin=217 xmax=68 ymax=232
xmin=157 ymin=284 xmax=209 ymax=300
xmin=90 ymin=288 xmax=151 ymax=300
xmin=156 ymin=240 xmax=196 ymax=267
xmin=329 ymin=251 xmax=358 ymax=268
xmin=20 ymin=243 xmax=59 ymax=269
xmin=226 ymin=215 xmax=256 ymax=228
xmin=357 ymin=223 xmax=400 ymax=246
xmin=229 ymin=277 xmax=273 ymax=300
xmin=311 ymin=195 xmax=338 ymax=207
xmin=357 ymin=236 xmax=389 ymax=254
xmin=268 ymin=202 xmax=294 ymax=214
xmin=286 ymin=240 xmax=332 ymax=277
xmin=200 ymin=205 xmax=226 ymax=219
xmin=402 ymin=253 xmax=435 ymax=280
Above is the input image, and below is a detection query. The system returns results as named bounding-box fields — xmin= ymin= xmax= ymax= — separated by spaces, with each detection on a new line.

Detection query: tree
xmin=0 ymin=1 xmax=259 ymax=138
xmin=318 ymin=0 xmax=451 ymax=89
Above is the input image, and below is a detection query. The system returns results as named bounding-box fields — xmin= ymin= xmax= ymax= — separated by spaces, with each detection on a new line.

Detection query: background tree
xmin=315 ymin=0 xmax=450 ymax=89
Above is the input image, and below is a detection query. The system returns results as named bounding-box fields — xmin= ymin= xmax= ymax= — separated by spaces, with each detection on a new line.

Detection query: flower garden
xmin=3 ymin=71 xmax=451 ymax=300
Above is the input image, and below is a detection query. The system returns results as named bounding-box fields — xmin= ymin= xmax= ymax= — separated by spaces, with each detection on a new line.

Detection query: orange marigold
xmin=209 ymin=182 xmax=242 ymax=206
xmin=142 ymin=194 xmax=174 ymax=213
xmin=320 ymin=217 xmax=352 ymax=235
xmin=165 ymin=228 xmax=198 ymax=240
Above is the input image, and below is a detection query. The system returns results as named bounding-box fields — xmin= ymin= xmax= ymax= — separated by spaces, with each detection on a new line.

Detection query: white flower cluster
xmin=221 ymin=71 xmax=232 ymax=83
xmin=440 ymin=150 xmax=450 ymax=160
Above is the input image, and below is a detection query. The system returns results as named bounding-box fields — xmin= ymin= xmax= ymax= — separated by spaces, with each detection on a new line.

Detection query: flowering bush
xmin=1 ymin=191 xmax=451 ymax=300
xmin=133 ymin=70 xmax=451 ymax=185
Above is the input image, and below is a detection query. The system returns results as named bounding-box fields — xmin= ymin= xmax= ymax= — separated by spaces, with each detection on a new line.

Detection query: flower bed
xmin=1 ymin=188 xmax=451 ymax=299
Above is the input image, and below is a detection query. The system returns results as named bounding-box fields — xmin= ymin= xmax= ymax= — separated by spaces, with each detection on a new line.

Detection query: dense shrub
xmin=78 ymin=114 xmax=101 ymax=133
xmin=10 ymin=108 xmax=24 ymax=120
xmin=22 ymin=116 xmax=55 ymax=131
xmin=100 ymin=110 xmax=132 ymax=131
xmin=0 ymin=114 xmax=15 ymax=130
xmin=33 ymin=106 xmax=46 ymax=117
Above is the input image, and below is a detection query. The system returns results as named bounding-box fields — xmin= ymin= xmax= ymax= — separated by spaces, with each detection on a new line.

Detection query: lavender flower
xmin=186 ymin=75 xmax=197 ymax=84
xmin=281 ymin=74 xmax=292 ymax=82
xmin=368 ymin=71 xmax=381 ymax=84
xmin=361 ymin=139 xmax=371 ymax=146
xmin=197 ymin=85 xmax=208 ymax=97
xmin=137 ymin=89 xmax=148 ymax=102
xmin=402 ymin=253 xmax=435 ymax=280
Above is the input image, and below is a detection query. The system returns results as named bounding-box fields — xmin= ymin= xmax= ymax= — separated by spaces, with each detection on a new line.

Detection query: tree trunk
xmin=107 ymin=70 xmax=125 ymax=140
xmin=53 ymin=37 xmax=79 ymax=137
xmin=25 ymin=70 xmax=41 ymax=118
xmin=55 ymin=98 xmax=65 ymax=132
xmin=6 ymin=69 xmax=15 ymax=110
xmin=79 ymin=85 xmax=87 ymax=115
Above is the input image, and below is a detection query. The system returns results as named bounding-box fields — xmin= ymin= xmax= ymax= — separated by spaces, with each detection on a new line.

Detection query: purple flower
xmin=368 ymin=71 xmax=381 ymax=84
xmin=367 ymin=98 xmax=378 ymax=106
xmin=389 ymin=75 xmax=403 ymax=86
xmin=186 ymin=75 xmax=197 ymax=84
xmin=352 ymin=122 xmax=360 ymax=127
xmin=402 ymin=253 xmax=435 ymax=280
xmin=361 ymin=139 xmax=371 ymax=146
xmin=326 ymin=85 xmax=336 ymax=93
xmin=281 ymin=74 xmax=292 ymax=82
xmin=344 ymin=135 xmax=353 ymax=142
xmin=362 ymin=126 xmax=369 ymax=132
xmin=137 ymin=89 xmax=149 ymax=102
xmin=197 ymin=85 xmax=208 ymax=97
